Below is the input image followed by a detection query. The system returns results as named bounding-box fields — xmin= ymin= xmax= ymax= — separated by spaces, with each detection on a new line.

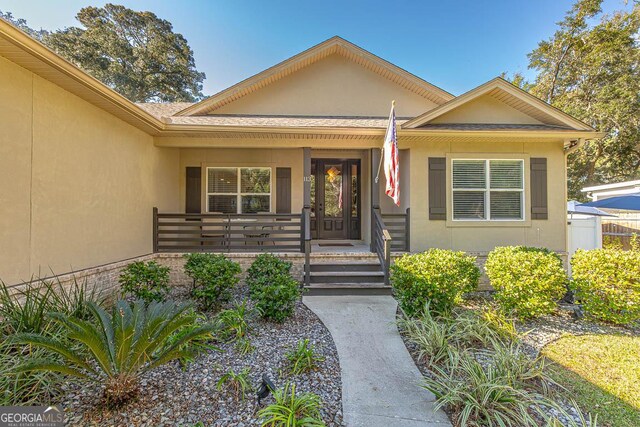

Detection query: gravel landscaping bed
xmin=61 ymin=287 xmax=343 ymax=427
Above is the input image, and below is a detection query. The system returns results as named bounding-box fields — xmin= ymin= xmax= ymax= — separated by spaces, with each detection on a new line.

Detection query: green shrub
xmin=247 ymin=254 xmax=300 ymax=322
xmin=183 ymin=254 xmax=241 ymax=310
xmin=570 ymin=249 xmax=640 ymax=325
xmin=246 ymin=253 xmax=293 ymax=297
xmin=485 ymin=246 xmax=567 ymax=319
xmin=119 ymin=261 xmax=170 ymax=303
xmin=12 ymin=300 xmax=217 ymax=406
xmin=286 ymin=339 xmax=325 ymax=375
xmin=258 ymin=383 xmax=325 ymax=427
xmin=390 ymin=249 xmax=480 ymax=316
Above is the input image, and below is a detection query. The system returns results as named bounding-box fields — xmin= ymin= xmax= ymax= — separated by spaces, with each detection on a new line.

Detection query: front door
xmin=311 ymin=159 xmax=361 ymax=240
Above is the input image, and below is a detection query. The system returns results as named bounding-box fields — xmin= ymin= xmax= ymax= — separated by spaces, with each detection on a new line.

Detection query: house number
xmin=303 ymin=176 xmax=313 ymax=182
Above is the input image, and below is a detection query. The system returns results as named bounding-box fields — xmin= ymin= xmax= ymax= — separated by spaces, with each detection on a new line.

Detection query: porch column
xmin=303 ymin=148 xmax=312 ymax=284
xmin=371 ymin=148 xmax=381 ymax=251
xmin=303 ymin=147 xmax=311 ymax=210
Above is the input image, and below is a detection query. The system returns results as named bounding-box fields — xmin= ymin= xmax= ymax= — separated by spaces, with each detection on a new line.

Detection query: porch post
xmin=370 ymin=148 xmax=381 ymax=252
xmin=303 ymin=148 xmax=312 ymax=286
xmin=303 ymin=148 xmax=311 ymax=210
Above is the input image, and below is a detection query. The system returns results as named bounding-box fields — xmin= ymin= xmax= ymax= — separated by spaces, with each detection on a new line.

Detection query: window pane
xmin=241 ymin=168 xmax=270 ymax=193
xmin=241 ymin=195 xmax=270 ymax=213
xmin=208 ymin=168 xmax=237 ymax=193
xmin=490 ymin=191 xmax=522 ymax=219
xmin=453 ymin=191 xmax=485 ymax=219
xmin=490 ymin=161 xmax=523 ymax=189
xmin=208 ymin=195 xmax=236 ymax=213
xmin=453 ymin=160 xmax=486 ymax=189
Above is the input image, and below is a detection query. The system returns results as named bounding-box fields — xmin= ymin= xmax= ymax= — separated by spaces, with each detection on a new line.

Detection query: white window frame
xmin=206 ymin=167 xmax=272 ymax=214
xmin=451 ymin=159 xmax=525 ymax=221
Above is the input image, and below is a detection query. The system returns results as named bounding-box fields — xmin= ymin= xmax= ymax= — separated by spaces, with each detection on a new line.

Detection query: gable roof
xmin=402 ymin=77 xmax=595 ymax=131
xmin=175 ymin=36 xmax=454 ymax=117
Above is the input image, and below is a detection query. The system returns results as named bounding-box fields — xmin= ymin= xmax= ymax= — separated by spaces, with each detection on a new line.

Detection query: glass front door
xmin=310 ymin=159 xmax=360 ymax=239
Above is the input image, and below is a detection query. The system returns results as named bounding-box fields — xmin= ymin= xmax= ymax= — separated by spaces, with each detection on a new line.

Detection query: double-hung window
xmin=206 ymin=167 xmax=271 ymax=213
xmin=452 ymin=159 xmax=524 ymax=221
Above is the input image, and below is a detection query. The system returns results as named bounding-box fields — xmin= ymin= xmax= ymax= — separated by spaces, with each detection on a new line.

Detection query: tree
xmin=0 ymin=11 xmax=48 ymax=40
xmin=13 ymin=4 xmax=205 ymax=102
xmin=512 ymin=0 xmax=640 ymax=200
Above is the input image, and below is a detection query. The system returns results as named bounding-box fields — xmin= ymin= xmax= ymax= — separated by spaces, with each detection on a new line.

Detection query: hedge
xmin=391 ymin=249 xmax=480 ymax=316
xmin=571 ymin=249 xmax=640 ymax=325
xmin=485 ymin=246 xmax=567 ymax=319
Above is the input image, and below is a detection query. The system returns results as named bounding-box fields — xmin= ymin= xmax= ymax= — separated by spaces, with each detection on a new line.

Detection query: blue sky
xmin=0 ymin=0 xmax=632 ymax=96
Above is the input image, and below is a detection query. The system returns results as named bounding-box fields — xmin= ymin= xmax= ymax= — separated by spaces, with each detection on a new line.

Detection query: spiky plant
xmin=397 ymin=305 xmax=453 ymax=366
xmin=216 ymin=299 xmax=254 ymax=341
xmin=258 ymin=383 xmax=325 ymax=427
xmin=423 ymin=350 xmax=557 ymax=427
xmin=285 ymin=339 xmax=325 ymax=375
xmin=12 ymin=300 xmax=217 ymax=406
xmin=216 ymin=367 xmax=252 ymax=401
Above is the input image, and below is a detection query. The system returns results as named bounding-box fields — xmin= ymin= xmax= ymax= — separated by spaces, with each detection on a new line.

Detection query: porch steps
xmin=304 ymin=260 xmax=392 ymax=296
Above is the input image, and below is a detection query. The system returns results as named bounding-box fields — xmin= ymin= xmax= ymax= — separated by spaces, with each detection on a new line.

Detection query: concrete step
xmin=309 ymin=261 xmax=382 ymax=272
xmin=308 ymin=271 xmax=385 ymax=284
xmin=303 ymin=283 xmax=393 ymax=296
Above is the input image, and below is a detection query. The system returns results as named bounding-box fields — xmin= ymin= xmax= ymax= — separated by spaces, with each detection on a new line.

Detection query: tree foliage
xmin=512 ymin=0 xmax=640 ymax=199
xmin=2 ymin=4 xmax=205 ymax=102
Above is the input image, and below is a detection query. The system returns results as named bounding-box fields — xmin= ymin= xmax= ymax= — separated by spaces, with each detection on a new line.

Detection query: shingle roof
xmin=165 ymin=115 xmax=411 ymax=128
xmin=418 ymin=123 xmax=575 ymax=131
xmin=136 ymin=102 xmax=194 ymax=118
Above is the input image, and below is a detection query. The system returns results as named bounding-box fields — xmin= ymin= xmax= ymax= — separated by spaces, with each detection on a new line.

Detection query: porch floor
xmin=311 ymin=241 xmax=371 ymax=254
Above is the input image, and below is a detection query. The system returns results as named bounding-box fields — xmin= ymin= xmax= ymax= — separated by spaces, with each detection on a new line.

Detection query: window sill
xmin=445 ymin=219 xmax=532 ymax=228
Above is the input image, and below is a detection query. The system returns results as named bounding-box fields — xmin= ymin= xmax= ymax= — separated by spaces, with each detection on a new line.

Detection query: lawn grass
xmin=542 ymin=334 xmax=640 ymax=427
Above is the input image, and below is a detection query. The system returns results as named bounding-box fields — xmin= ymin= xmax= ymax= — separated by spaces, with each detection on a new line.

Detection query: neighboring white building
xmin=582 ymin=180 xmax=640 ymax=201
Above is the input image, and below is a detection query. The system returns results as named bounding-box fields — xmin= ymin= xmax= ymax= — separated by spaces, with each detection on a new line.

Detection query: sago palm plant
xmin=12 ymin=300 xmax=217 ymax=406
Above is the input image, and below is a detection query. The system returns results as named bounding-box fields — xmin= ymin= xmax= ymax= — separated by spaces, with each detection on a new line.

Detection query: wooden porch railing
xmin=302 ymin=206 xmax=311 ymax=287
xmin=372 ymin=207 xmax=392 ymax=286
xmin=153 ymin=208 xmax=303 ymax=253
xmin=381 ymin=208 xmax=410 ymax=252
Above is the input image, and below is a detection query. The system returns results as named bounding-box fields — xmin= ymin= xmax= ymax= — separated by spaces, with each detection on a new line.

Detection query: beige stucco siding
xmin=213 ymin=54 xmax=437 ymax=118
xmin=406 ymin=139 xmax=567 ymax=253
xmin=0 ymin=56 xmax=180 ymax=285
xmin=430 ymin=94 xmax=544 ymax=125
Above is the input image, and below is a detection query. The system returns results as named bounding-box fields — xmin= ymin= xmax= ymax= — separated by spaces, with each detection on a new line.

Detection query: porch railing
xmin=153 ymin=208 xmax=303 ymax=253
xmin=381 ymin=208 xmax=410 ymax=252
xmin=372 ymin=207 xmax=392 ymax=286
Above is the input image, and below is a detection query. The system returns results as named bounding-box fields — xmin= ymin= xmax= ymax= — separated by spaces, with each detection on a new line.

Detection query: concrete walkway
xmin=303 ymin=295 xmax=451 ymax=427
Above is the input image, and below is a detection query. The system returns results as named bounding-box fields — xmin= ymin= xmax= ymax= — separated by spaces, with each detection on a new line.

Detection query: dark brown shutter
xmin=185 ymin=167 xmax=201 ymax=213
xmin=530 ymin=158 xmax=548 ymax=220
xmin=429 ymin=157 xmax=446 ymax=220
xmin=276 ymin=167 xmax=292 ymax=213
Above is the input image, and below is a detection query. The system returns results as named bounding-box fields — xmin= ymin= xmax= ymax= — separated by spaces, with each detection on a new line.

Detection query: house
xmin=582 ymin=180 xmax=640 ymax=201
xmin=0 ymin=20 xmax=603 ymax=293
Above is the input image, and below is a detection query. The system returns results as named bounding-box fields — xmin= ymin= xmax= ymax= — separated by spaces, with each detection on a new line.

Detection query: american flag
xmin=383 ymin=102 xmax=400 ymax=206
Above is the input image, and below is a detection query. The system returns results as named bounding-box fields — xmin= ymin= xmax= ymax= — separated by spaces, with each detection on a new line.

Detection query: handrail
xmin=302 ymin=206 xmax=311 ymax=287
xmin=372 ymin=207 xmax=392 ymax=286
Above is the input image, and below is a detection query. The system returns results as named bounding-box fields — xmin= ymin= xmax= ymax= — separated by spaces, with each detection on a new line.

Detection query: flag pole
xmin=375 ymin=100 xmax=395 ymax=184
